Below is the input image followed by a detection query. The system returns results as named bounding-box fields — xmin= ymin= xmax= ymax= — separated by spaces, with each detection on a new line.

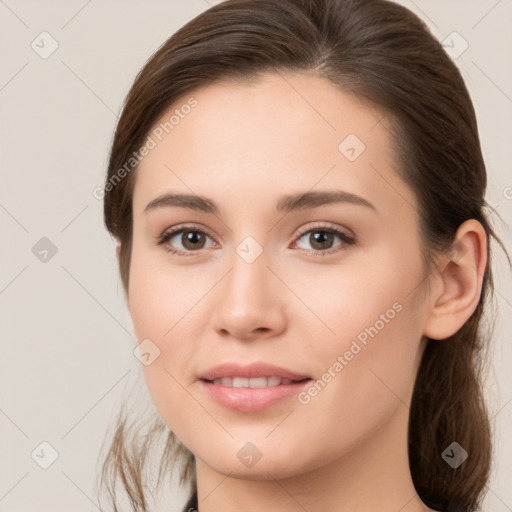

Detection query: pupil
xmin=184 ymin=230 xmax=204 ymax=249
xmin=311 ymin=231 xmax=333 ymax=250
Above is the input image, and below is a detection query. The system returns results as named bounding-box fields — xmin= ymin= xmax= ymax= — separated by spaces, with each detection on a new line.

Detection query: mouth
xmin=203 ymin=376 xmax=311 ymax=387
xmin=198 ymin=362 xmax=313 ymax=412
xmin=198 ymin=361 xmax=311 ymax=383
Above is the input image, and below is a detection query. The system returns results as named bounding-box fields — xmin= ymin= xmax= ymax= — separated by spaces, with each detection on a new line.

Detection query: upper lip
xmin=199 ymin=362 xmax=311 ymax=382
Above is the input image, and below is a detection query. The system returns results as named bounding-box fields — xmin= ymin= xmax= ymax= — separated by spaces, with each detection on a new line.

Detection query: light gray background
xmin=1 ymin=1 xmax=511 ymax=511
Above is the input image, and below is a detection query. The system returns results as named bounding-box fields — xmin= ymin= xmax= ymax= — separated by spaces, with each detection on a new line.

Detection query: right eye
xmin=157 ymin=225 xmax=217 ymax=256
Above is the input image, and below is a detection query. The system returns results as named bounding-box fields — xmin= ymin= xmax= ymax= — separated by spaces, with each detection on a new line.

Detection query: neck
xmin=194 ymin=404 xmax=434 ymax=512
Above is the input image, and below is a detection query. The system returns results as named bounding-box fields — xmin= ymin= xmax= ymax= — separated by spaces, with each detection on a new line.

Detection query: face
xmin=127 ymin=71 xmax=431 ymax=479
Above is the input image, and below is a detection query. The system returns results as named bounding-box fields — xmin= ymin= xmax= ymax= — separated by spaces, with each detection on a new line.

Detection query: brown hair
xmin=97 ymin=0 xmax=510 ymax=510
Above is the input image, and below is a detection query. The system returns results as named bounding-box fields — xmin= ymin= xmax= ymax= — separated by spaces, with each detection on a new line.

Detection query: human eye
xmin=291 ymin=222 xmax=356 ymax=256
xmin=156 ymin=223 xmax=217 ymax=256
xmin=156 ymin=222 xmax=355 ymax=258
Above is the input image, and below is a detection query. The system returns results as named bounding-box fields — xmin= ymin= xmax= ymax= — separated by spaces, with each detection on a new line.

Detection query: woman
xmin=97 ymin=0 xmax=509 ymax=511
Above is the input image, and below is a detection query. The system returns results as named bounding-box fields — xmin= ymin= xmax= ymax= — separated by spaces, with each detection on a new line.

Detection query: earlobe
xmin=422 ymin=219 xmax=487 ymax=340
xmin=116 ymin=243 xmax=121 ymax=261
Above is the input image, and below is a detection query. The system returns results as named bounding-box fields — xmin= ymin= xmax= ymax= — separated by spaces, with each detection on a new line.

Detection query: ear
xmin=423 ymin=219 xmax=488 ymax=340
xmin=116 ymin=243 xmax=121 ymax=261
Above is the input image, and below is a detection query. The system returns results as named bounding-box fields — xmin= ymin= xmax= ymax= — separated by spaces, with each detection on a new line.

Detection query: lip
xmin=198 ymin=362 xmax=312 ymax=412
xmin=198 ymin=362 xmax=311 ymax=382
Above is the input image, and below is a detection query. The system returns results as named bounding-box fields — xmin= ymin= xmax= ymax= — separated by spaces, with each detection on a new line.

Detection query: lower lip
xmin=200 ymin=379 xmax=312 ymax=412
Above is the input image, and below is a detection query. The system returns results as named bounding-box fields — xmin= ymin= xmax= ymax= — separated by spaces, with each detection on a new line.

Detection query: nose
xmin=212 ymin=247 xmax=287 ymax=341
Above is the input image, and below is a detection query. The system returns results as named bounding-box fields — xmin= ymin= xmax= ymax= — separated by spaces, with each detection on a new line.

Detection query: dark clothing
xmin=182 ymin=491 xmax=198 ymax=512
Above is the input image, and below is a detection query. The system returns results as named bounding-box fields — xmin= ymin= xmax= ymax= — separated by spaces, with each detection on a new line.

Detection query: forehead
xmin=132 ymin=71 xmax=414 ymax=218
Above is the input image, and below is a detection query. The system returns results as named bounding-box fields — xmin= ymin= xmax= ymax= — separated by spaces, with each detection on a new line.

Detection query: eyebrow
xmin=143 ymin=190 xmax=377 ymax=215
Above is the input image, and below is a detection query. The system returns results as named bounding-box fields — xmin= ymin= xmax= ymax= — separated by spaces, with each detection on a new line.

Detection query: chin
xmin=196 ymin=440 xmax=311 ymax=480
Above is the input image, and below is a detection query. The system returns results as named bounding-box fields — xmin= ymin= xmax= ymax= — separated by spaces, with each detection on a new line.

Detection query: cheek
xmin=301 ymin=251 xmax=423 ymax=416
xmin=128 ymin=276 xmax=200 ymax=442
xmin=295 ymin=298 xmax=421 ymax=466
xmin=127 ymin=242 xmax=197 ymax=341
xmin=294 ymin=252 xmax=411 ymax=349
xmin=127 ymin=246 xmax=211 ymax=421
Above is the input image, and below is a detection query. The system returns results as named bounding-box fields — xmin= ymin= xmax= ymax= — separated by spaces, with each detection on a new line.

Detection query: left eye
xmin=292 ymin=227 xmax=354 ymax=253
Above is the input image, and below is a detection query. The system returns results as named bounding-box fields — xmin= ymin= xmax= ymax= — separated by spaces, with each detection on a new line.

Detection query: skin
xmin=124 ymin=71 xmax=487 ymax=512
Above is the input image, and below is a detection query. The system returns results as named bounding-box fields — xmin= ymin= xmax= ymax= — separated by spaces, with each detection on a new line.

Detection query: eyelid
xmin=293 ymin=221 xmax=354 ymax=239
xmin=158 ymin=222 xmax=216 ymax=241
xmin=156 ymin=222 xmax=218 ymax=251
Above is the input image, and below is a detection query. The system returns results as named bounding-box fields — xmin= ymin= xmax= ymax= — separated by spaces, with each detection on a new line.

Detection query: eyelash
xmin=156 ymin=222 xmax=356 ymax=257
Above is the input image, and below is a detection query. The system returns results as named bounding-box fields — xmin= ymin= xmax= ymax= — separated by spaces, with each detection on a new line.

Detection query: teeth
xmin=267 ymin=376 xmax=282 ymax=387
xmin=211 ymin=377 xmax=296 ymax=387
